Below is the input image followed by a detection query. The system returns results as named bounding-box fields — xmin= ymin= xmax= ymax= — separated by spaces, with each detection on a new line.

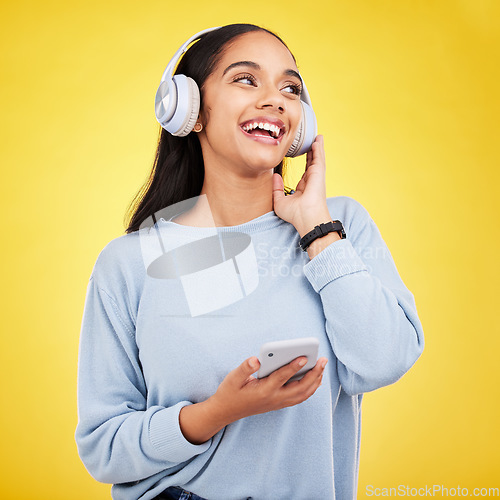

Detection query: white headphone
xmin=154 ymin=27 xmax=317 ymax=157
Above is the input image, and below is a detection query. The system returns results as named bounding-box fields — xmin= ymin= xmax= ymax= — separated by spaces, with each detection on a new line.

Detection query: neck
xmin=177 ymin=164 xmax=276 ymax=228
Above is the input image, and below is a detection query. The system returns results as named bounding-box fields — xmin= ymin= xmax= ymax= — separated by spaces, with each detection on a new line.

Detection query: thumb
xmin=231 ymin=357 xmax=260 ymax=385
xmin=272 ymin=173 xmax=285 ymax=207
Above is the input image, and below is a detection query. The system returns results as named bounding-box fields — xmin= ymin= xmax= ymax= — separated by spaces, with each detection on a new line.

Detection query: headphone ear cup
xmin=155 ymin=80 xmax=177 ymax=129
xmin=286 ymin=119 xmax=303 ymax=158
xmin=285 ymin=101 xmax=317 ymax=157
xmin=164 ymin=75 xmax=200 ymax=137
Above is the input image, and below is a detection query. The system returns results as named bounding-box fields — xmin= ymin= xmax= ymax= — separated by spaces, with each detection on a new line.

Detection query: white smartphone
xmin=256 ymin=337 xmax=320 ymax=382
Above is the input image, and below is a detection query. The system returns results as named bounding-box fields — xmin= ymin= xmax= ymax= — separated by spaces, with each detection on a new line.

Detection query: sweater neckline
xmin=159 ymin=209 xmax=285 ymax=235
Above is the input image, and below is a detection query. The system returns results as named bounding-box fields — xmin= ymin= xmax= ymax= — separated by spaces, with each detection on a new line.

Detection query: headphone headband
xmin=160 ymin=27 xmax=221 ymax=83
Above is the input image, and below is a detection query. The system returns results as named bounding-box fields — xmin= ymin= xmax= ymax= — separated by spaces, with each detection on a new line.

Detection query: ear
xmin=197 ymin=113 xmax=204 ymax=126
xmin=197 ymin=103 xmax=210 ymax=128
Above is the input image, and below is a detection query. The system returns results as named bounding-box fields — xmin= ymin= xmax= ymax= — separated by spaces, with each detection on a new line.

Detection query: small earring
xmin=193 ymin=122 xmax=203 ymax=133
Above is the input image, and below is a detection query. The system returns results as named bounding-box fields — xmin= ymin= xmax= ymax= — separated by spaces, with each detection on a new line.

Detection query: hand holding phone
xmin=257 ymin=337 xmax=319 ymax=382
xmin=186 ymin=341 xmax=326 ymax=442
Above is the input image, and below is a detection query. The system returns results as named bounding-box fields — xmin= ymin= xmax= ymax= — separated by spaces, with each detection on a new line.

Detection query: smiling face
xmin=197 ymin=30 xmax=303 ymax=175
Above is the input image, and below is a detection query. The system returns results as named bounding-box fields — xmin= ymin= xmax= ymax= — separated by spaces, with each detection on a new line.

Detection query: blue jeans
xmin=157 ymin=486 xmax=207 ymax=500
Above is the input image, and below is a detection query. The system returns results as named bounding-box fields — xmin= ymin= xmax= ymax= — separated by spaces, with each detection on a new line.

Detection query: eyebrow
xmin=222 ymin=60 xmax=303 ymax=84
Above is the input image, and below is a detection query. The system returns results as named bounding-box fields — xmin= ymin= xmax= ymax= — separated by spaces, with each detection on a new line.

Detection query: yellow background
xmin=1 ymin=0 xmax=499 ymax=498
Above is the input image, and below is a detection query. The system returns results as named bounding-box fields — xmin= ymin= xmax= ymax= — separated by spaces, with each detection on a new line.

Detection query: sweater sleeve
xmin=75 ymin=276 xmax=211 ymax=484
xmin=303 ymin=198 xmax=424 ymax=396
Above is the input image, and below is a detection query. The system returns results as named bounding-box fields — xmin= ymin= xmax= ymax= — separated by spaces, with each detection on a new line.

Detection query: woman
xmin=75 ymin=24 xmax=424 ymax=500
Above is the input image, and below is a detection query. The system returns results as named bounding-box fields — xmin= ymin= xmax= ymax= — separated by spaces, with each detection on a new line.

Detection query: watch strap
xmin=299 ymin=220 xmax=346 ymax=251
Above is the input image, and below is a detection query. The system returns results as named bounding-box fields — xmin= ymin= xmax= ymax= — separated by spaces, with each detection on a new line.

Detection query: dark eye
xmin=282 ymin=83 xmax=302 ymax=96
xmin=233 ymin=74 xmax=256 ymax=86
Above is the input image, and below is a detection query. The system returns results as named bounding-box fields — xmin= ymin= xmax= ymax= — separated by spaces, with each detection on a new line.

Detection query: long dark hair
xmin=124 ymin=24 xmax=293 ymax=234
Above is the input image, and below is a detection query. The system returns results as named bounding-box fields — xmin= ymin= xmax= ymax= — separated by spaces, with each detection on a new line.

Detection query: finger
xmin=229 ymin=357 xmax=260 ymax=387
xmin=282 ymin=358 xmax=327 ymax=391
xmin=295 ymin=171 xmax=307 ymax=193
xmin=310 ymin=136 xmax=325 ymax=168
xmin=278 ymin=372 xmax=324 ymax=409
xmin=267 ymin=356 xmax=309 ymax=387
xmin=300 ymin=373 xmax=324 ymax=401
xmin=311 ymin=137 xmax=321 ymax=165
xmin=272 ymin=173 xmax=285 ymax=204
xmin=305 ymin=148 xmax=313 ymax=170
xmin=281 ymin=359 xmax=327 ymax=403
xmin=290 ymin=358 xmax=328 ymax=385
xmin=296 ymin=357 xmax=328 ymax=385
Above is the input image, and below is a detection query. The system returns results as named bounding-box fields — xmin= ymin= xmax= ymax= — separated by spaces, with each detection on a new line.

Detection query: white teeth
xmin=242 ymin=121 xmax=282 ymax=138
xmin=269 ymin=125 xmax=280 ymax=138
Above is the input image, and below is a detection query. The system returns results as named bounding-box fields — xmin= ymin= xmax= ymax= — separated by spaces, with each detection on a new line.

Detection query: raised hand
xmin=272 ymin=135 xmax=331 ymax=237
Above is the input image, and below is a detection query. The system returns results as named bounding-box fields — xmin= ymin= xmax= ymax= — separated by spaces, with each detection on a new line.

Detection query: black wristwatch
xmin=299 ymin=220 xmax=346 ymax=251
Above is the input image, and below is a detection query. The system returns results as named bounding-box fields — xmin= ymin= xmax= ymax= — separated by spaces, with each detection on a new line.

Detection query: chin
xmin=247 ymin=154 xmax=284 ymax=172
xmin=242 ymin=146 xmax=287 ymax=170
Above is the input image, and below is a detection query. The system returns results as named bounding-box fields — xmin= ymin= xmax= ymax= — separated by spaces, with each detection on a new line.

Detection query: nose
xmin=256 ymin=84 xmax=286 ymax=113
